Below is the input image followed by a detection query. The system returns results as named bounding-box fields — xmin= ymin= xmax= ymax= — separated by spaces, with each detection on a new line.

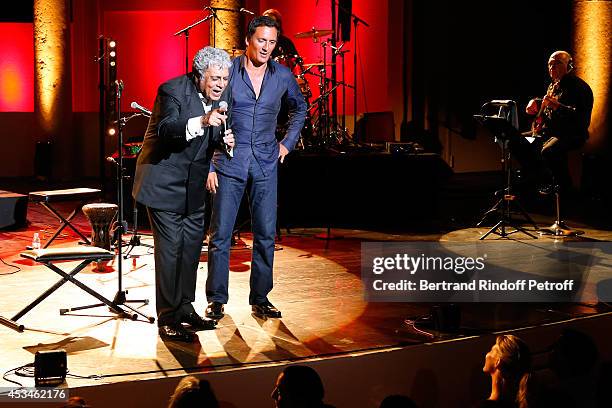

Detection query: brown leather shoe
xmin=158 ymin=324 xmax=196 ymax=342
xmin=181 ymin=312 xmax=217 ymax=331
xmin=205 ymin=302 xmax=225 ymax=320
xmin=252 ymin=302 xmax=282 ymax=319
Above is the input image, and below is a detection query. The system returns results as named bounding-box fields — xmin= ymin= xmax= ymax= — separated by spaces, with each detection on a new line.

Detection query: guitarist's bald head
xmin=548 ymin=51 xmax=573 ymax=81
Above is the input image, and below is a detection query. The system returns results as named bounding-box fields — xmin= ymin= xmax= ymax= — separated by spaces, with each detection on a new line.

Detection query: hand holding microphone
xmin=218 ymin=101 xmax=234 ymax=158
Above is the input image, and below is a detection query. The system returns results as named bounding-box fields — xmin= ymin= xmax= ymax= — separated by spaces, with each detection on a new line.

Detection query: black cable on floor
xmin=1 ymin=363 xmax=34 ymax=387
xmin=0 ymin=257 xmax=21 ymax=275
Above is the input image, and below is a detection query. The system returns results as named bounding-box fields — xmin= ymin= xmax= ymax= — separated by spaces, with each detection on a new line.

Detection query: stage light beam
xmin=573 ymin=0 xmax=612 ymax=149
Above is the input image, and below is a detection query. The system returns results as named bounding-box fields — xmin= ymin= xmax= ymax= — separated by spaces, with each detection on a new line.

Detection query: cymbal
xmin=295 ymin=28 xmax=334 ymax=39
xmin=303 ymin=62 xmax=335 ymax=68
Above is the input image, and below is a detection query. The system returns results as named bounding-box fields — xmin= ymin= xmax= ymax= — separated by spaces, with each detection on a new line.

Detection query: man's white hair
xmin=192 ymin=47 xmax=232 ymax=77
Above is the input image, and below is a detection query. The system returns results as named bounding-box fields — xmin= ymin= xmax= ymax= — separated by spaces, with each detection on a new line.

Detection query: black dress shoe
xmin=205 ymin=302 xmax=225 ymax=320
xmin=158 ymin=324 xmax=196 ymax=342
xmin=252 ymin=302 xmax=282 ymax=319
xmin=182 ymin=312 xmax=217 ymax=331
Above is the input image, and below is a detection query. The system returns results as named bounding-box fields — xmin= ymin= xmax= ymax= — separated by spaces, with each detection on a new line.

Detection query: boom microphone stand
xmin=351 ymin=10 xmax=369 ymax=137
xmin=174 ymin=13 xmax=216 ymax=74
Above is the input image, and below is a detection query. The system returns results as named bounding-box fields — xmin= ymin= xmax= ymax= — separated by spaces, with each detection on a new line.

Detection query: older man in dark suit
xmin=133 ymin=47 xmax=234 ymax=342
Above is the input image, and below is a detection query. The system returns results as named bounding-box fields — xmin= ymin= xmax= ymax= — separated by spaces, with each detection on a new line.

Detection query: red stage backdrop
xmin=2 ymin=1 xmax=390 ymax=117
xmin=94 ymin=0 xmax=390 ymax=116
xmin=260 ymin=0 xmax=390 ymax=115
xmin=102 ymin=10 xmax=210 ymax=112
xmin=0 ymin=23 xmax=34 ymax=112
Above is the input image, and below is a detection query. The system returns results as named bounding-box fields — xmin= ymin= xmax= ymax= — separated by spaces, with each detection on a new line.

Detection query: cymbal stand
xmin=308 ymin=41 xmax=351 ymax=148
xmin=334 ymin=44 xmax=349 ymax=132
xmin=329 ymin=44 xmax=352 ymax=145
xmin=307 ymin=56 xmax=330 ymax=148
xmin=321 ymin=41 xmax=331 ymax=144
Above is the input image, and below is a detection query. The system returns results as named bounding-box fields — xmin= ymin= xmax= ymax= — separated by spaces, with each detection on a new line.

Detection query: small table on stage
xmin=29 ymin=188 xmax=102 ymax=248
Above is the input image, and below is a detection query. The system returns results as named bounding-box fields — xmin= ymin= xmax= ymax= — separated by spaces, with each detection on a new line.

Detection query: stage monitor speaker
xmin=355 ymin=111 xmax=395 ymax=143
xmin=34 ymin=349 xmax=67 ymax=387
xmin=0 ymin=190 xmax=28 ymax=230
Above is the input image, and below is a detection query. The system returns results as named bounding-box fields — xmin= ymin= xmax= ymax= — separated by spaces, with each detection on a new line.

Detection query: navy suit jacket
xmin=211 ymin=56 xmax=307 ymax=180
xmin=133 ymin=73 xmax=231 ymax=215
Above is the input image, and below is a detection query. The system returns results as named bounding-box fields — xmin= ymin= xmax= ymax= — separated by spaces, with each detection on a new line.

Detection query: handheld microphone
xmin=130 ymin=101 xmax=152 ymax=116
xmin=218 ymin=101 xmax=233 ymax=158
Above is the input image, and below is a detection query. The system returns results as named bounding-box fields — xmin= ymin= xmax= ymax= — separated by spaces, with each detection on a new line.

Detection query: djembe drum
xmin=82 ymin=203 xmax=118 ymax=249
xmin=82 ymin=203 xmax=117 ymax=271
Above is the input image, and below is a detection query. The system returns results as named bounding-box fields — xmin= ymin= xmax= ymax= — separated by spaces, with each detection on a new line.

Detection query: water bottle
xmin=32 ymin=232 xmax=41 ymax=250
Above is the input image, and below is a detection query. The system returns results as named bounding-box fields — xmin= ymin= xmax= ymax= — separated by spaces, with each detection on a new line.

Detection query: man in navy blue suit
xmin=133 ymin=47 xmax=234 ymax=342
xmin=205 ymin=16 xmax=307 ymax=320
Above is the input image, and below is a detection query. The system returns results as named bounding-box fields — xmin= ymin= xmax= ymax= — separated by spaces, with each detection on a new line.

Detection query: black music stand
xmin=474 ymin=114 xmax=538 ymax=240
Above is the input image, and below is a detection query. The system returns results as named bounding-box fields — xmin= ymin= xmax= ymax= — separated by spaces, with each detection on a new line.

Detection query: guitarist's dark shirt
xmin=543 ymin=74 xmax=593 ymax=147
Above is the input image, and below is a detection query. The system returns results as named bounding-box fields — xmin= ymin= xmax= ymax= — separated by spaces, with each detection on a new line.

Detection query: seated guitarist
xmin=522 ymin=50 xmax=593 ymax=194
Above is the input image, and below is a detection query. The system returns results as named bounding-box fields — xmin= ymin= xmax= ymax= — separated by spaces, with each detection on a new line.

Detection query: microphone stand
xmin=63 ymin=82 xmax=155 ymax=323
xmin=207 ymin=6 xmax=254 ymax=49
xmin=351 ymin=11 xmax=369 ymax=137
xmin=351 ymin=14 xmax=370 ymax=139
xmin=204 ymin=6 xmax=255 ymax=47
xmin=174 ymin=13 xmax=215 ymax=74
xmin=330 ymin=0 xmax=369 ymax=136
xmin=117 ymin=111 xmax=155 ymax=260
xmin=111 ymin=83 xmax=155 ymax=320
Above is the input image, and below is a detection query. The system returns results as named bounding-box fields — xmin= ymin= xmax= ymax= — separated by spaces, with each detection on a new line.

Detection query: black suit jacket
xmin=133 ymin=73 xmax=231 ymax=215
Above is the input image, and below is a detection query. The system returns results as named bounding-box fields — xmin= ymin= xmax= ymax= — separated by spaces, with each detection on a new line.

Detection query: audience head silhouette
xmin=62 ymin=396 xmax=91 ymax=408
xmin=272 ymin=365 xmax=325 ymax=408
xmin=550 ymin=328 xmax=598 ymax=378
xmin=168 ymin=375 xmax=219 ymax=408
xmin=483 ymin=334 xmax=532 ymax=408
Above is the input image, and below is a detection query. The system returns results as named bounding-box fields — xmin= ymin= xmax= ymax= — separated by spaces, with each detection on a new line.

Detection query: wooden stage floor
xmin=0 ymin=201 xmax=611 ymax=407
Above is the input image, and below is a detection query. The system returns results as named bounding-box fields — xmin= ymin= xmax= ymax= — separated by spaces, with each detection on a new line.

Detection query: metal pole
xmin=353 ymin=17 xmax=358 ymax=136
xmin=331 ymin=0 xmax=337 ymax=130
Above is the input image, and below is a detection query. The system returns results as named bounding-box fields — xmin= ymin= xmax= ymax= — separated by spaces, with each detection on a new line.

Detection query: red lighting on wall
xmin=102 ymin=10 xmax=209 ymax=111
xmin=0 ymin=23 xmax=34 ymax=112
xmin=259 ymin=0 xmax=389 ymax=115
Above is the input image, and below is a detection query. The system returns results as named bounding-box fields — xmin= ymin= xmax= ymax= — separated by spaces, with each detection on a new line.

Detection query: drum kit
xmin=273 ymin=27 xmax=355 ymax=150
xmin=116 ymin=25 xmax=355 ymax=158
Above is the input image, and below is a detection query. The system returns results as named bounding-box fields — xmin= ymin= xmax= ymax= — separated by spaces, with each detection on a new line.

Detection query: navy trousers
xmin=206 ymin=159 xmax=277 ymax=305
xmin=148 ymin=208 xmax=205 ymax=326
